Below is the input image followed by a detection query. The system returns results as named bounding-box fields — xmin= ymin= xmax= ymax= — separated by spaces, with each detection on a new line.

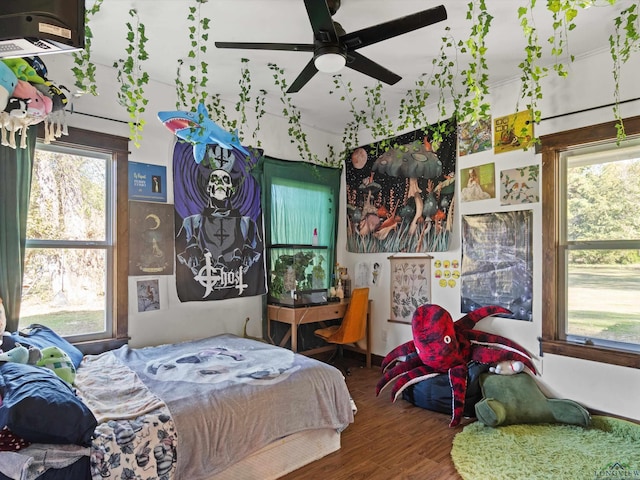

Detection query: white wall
xmin=338 ymin=48 xmax=640 ymax=421
xmin=43 ymin=54 xmax=335 ymax=348
xmin=44 ymin=48 xmax=640 ymax=421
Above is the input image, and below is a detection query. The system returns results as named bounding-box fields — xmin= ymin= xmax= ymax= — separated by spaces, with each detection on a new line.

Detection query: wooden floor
xmin=280 ymin=360 xmax=470 ymax=480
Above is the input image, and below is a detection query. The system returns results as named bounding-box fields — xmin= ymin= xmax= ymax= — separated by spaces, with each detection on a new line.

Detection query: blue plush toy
xmin=0 ymin=343 xmax=30 ymax=364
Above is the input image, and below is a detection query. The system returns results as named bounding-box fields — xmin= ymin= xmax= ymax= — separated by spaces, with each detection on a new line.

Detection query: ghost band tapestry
xmin=173 ymin=141 xmax=267 ymax=302
xmin=345 ymin=118 xmax=457 ymax=253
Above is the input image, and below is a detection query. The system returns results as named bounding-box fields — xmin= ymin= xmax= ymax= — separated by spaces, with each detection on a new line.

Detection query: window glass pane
xmin=271 ymin=178 xmax=333 ymax=245
xmin=565 ymin=151 xmax=640 ymax=242
xmin=27 ymin=148 xmax=107 ymax=241
xmin=20 ymin=248 xmax=107 ymax=337
xmin=566 ymin=250 xmax=640 ymax=345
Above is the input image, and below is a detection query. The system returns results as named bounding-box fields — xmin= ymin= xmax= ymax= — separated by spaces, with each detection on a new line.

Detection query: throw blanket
xmin=102 ymin=334 xmax=353 ymax=479
xmin=75 ymin=352 xmax=178 ymax=479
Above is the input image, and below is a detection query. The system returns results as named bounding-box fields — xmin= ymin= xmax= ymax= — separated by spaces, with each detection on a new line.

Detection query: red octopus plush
xmin=376 ymin=304 xmax=537 ymax=427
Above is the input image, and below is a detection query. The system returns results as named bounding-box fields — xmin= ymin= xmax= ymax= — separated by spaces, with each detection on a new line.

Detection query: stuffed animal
xmin=0 ymin=61 xmax=18 ymax=111
xmin=0 ymin=344 xmax=29 ymax=364
xmin=36 ymin=346 xmax=76 ymax=385
xmin=0 ymin=343 xmax=42 ymax=365
xmin=489 ymin=360 xmax=524 ymax=375
xmin=474 ymin=372 xmax=591 ymax=427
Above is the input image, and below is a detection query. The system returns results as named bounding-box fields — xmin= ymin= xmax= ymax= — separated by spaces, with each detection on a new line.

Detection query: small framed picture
xmin=136 ymin=278 xmax=161 ymax=312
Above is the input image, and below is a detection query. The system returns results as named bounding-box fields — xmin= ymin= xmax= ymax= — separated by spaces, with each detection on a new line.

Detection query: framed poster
xmin=461 ymin=210 xmax=533 ymax=321
xmin=389 ymin=255 xmax=432 ymax=324
xmin=129 ymin=161 xmax=167 ymax=202
xmin=129 ymin=201 xmax=175 ymax=275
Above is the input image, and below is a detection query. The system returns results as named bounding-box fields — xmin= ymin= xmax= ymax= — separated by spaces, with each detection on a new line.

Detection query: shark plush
xmin=157 ymin=102 xmax=250 ymax=164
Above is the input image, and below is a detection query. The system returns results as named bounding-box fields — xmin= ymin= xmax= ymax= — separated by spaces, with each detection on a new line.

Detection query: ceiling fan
xmin=215 ymin=0 xmax=447 ymax=93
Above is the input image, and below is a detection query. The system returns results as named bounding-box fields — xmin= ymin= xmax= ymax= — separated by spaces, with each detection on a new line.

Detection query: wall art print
xmin=129 ymin=162 xmax=167 ymax=203
xmin=173 ymin=140 xmax=266 ymax=302
xmin=461 ymin=210 xmax=533 ymax=321
xmin=345 ymin=119 xmax=457 ymax=254
xmin=500 ymin=164 xmax=540 ymax=205
xmin=389 ymin=255 xmax=432 ymax=324
xmin=129 ymin=201 xmax=175 ymax=276
xmin=460 ymin=163 xmax=495 ymax=203
xmin=493 ymin=110 xmax=534 ymax=154
xmin=458 ymin=117 xmax=492 ymax=156
xmin=136 ymin=278 xmax=161 ymax=312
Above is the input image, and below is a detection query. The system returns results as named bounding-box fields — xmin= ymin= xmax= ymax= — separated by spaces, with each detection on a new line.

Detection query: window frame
xmin=34 ymin=125 xmax=129 ymax=354
xmin=540 ymin=115 xmax=640 ymax=369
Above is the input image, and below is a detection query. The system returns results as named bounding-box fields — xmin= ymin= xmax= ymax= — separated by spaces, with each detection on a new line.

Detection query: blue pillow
xmin=7 ymin=324 xmax=83 ymax=368
xmin=0 ymin=363 xmax=97 ymax=445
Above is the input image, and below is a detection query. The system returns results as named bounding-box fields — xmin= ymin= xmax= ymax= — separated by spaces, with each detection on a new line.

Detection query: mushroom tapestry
xmin=345 ymin=118 xmax=457 ymax=253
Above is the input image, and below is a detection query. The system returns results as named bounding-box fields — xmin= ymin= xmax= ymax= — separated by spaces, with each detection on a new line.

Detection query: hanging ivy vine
xmin=267 ymin=63 xmax=322 ymax=164
xmin=329 ymin=75 xmax=366 ymax=157
xmin=545 ymin=0 xmax=584 ymax=77
xmin=71 ymin=0 xmax=103 ymax=96
xmin=609 ymin=1 xmax=640 ymax=141
xmin=459 ymin=0 xmax=493 ymax=122
xmin=113 ymin=9 xmax=149 ymax=148
xmin=517 ymin=1 xmax=547 ymax=127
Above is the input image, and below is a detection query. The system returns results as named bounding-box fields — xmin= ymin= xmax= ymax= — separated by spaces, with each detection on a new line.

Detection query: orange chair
xmin=314 ymin=287 xmax=369 ymax=375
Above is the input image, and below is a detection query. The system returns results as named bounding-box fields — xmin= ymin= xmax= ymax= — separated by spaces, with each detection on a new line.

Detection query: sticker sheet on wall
xmin=434 ymin=258 xmax=460 ymax=288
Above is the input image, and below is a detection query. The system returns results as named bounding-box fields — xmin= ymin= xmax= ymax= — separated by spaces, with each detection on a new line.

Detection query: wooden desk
xmin=267 ymin=299 xmax=372 ymax=368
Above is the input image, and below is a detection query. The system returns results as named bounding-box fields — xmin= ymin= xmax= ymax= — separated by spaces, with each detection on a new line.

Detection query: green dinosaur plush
xmin=475 ymin=372 xmax=591 ymax=428
xmin=36 ymin=346 xmax=76 ymax=385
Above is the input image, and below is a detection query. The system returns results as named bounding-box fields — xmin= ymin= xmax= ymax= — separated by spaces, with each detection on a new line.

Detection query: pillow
xmin=0 ymin=363 xmax=97 ymax=445
xmin=474 ymin=372 xmax=591 ymax=427
xmin=402 ymin=361 xmax=490 ymax=417
xmin=7 ymin=324 xmax=83 ymax=368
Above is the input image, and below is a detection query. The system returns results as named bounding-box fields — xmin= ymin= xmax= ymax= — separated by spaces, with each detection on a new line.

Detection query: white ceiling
xmin=83 ymin=0 xmax=628 ymax=135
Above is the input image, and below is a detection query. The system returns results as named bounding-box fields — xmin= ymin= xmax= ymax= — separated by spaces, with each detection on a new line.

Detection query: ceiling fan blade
xmin=286 ymin=59 xmax=319 ymax=93
xmin=215 ymin=42 xmax=314 ymax=52
xmin=341 ymin=5 xmax=447 ymax=50
xmin=346 ymin=52 xmax=401 ymax=86
xmin=304 ymin=0 xmax=339 ymax=43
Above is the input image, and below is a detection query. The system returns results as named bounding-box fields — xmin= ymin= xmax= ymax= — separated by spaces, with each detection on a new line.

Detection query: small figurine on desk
xmin=335 ymin=280 xmax=344 ymax=299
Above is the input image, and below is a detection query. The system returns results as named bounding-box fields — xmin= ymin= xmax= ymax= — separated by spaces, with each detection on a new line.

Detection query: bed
xmin=0 ymin=331 xmax=355 ymax=480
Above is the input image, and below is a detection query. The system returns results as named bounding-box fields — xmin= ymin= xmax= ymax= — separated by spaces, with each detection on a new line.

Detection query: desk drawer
xmin=308 ymin=303 xmax=348 ymax=322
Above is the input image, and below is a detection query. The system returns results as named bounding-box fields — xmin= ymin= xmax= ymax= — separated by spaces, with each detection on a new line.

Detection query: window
xmin=540 ymin=115 xmax=640 ymax=368
xmin=258 ymin=157 xmax=341 ymax=346
xmin=22 ymin=126 xmax=129 ymax=353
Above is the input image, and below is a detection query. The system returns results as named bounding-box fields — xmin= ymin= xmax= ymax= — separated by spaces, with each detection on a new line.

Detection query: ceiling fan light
xmin=314 ymin=53 xmax=346 ymax=73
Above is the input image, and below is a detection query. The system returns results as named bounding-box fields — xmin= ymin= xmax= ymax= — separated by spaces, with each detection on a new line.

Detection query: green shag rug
xmin=451 ymin=416 xmax=640 ymax=480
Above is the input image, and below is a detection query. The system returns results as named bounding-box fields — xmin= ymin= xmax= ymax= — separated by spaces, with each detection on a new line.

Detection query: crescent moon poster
xmin=345 ymin=118 xmax=457 ymax=253
xmin=129 ymin=201 xmax=175 ymax=275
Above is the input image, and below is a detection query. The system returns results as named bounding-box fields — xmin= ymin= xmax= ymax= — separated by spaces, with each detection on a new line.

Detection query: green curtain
xmin=0 ymin=127 xmax=36 ymax=331
xmin=255 ymin=156 xmax=341 ymax=278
